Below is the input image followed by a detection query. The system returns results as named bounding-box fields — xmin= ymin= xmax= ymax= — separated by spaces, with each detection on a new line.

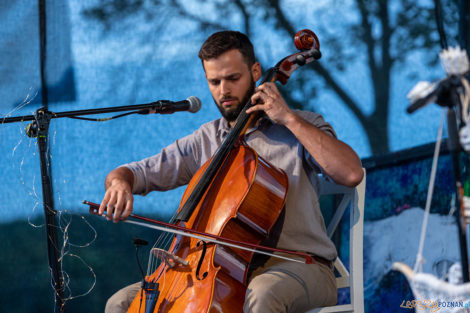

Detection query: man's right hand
xmin=99 ymin=167 xmax=135 ymax=223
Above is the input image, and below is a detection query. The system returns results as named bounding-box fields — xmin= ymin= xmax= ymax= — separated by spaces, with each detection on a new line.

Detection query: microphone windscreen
xmin=187 ymin=96 xmax=202 ymax=113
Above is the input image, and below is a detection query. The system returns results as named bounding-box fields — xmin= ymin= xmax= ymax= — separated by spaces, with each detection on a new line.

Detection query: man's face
xmin=203 ymin=49 xmax=261 ymax=122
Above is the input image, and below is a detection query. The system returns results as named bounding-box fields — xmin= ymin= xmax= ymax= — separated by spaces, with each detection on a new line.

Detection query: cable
xmin=66 ymin=111 xmax=141 ymax=122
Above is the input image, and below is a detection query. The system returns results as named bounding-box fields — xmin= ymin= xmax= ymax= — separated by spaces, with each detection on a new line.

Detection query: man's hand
xmin=99 ymin=167 xmax=134 ymax=223
xmin=246 ymin=82 xmax=295 ymax=126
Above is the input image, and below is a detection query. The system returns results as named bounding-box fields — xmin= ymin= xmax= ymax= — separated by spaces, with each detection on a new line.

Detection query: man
xmin=101 ymin=30 xmax=363 ymax=313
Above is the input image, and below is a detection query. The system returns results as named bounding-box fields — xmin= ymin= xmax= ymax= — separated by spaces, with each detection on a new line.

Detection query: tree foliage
xmin=83 ymin=0 xmax=459 ymax=155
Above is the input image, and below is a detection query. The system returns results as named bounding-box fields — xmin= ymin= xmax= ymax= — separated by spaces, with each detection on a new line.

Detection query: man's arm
xmin=247 ymin=82 xmax=363 ymax=187
xmin=99 ymin=166 xmax=135 ymax=222
xmin=98 ymin=125 xmax=208 ymax=222
xmin=283 ymin=114 xmax=363 ymax=187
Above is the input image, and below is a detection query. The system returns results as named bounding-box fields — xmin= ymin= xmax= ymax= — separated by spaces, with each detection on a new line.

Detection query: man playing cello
xmin=100 ymin=30 xmax=363 ymax=313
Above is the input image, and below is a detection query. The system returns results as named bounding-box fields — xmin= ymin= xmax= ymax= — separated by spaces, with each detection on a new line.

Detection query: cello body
xmin=127 ymin=144 xmax=288 ymax=312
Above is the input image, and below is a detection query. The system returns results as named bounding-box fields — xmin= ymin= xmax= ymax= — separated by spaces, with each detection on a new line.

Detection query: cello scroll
xmin=273 ymin=29 xmax=321 ymax=85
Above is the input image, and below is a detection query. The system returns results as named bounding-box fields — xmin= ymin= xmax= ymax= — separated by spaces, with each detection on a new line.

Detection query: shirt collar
xmin=217 ymin=117 xmax=231 ymax=138
xmin=217 ymin=114 xmax=273 ymax=138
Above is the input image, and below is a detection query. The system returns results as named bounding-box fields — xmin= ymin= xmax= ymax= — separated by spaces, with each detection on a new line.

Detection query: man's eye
xmin=210 ymin=80 xmax=220 ymax=85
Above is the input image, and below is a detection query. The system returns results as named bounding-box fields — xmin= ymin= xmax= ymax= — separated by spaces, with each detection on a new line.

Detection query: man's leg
xmin=244 ymin=259 xmax=337 ymax=313
xmin=105 ymin=282 xmax=141 ymax=313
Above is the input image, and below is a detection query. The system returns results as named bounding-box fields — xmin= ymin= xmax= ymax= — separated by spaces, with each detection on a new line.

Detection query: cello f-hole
xmin=196 ymin=240 xmax=209 ymax=280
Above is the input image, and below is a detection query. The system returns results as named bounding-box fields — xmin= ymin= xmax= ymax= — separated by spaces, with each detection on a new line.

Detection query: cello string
xmin=146 ymin=213 xmax=177 ymax=275
xmin=154 ymin=232 xmax=177 ymax=281
xmin=153 ymin=214 xmax=180 ymax=274
xmin=164 ymin=250 xmax=197 ymax=304
xmin=147 ymin=220 xmax=175 ymax=276
xmin=154 ymin=218 xmax=176 ymax=270
xmin=148 ymin=234 xmax=163 ymax=275
xmin=144 ymin=119 xmax=237 ymax=277
xmin=140 ymin=211 xmax=184 ymax=289
xmin=144 ymin=125 xmax=243 ymax=277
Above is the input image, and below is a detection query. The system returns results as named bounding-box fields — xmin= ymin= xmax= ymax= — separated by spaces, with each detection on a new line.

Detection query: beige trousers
xmin=105 ymin=258 xmax=337 ymax=313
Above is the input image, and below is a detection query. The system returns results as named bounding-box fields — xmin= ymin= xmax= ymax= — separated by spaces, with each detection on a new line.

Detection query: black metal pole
xmin=459 ymin=0 xmax=470 ymax=55
xmin=447 ymin=107 xmax=470 ymax=282
xmin=38 ymin=0 xmax=65 ymax=311
xmin=36 ymin=109 xmax=65 ymax=312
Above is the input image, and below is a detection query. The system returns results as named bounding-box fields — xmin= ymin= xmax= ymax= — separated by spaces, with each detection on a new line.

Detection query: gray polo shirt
xmin=124 ymin=110 xmax=338 ymax=261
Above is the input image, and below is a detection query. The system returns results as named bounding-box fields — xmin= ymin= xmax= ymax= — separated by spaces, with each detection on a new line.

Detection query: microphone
xmin=139 ymin=96 xmax=202 ymax=114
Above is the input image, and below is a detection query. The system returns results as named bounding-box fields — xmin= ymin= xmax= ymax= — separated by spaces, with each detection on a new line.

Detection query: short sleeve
xmin=296 ymin=110 xmax=337 ymax=177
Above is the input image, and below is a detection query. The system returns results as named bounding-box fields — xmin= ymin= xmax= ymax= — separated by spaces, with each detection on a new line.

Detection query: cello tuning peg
xmin=294 ymin=55 xmax=306 ymax=66
xmin=311 ymin=49 xmax=322 ymax=60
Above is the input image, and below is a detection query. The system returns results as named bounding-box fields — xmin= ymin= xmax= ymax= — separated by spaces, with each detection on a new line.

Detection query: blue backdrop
xmin=0 ymin=1 xmax=463 ymax=312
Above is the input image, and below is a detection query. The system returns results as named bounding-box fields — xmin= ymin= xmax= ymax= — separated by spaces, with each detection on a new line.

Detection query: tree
xmin=83 ymin=0 xmax=458 ymax=155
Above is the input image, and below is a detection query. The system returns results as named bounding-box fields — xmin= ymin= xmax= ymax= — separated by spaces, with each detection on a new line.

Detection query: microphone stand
xmin=1 ymin=101 xmax=176 ymax=311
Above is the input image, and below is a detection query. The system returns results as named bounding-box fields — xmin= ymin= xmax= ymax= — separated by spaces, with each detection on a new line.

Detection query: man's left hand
xmin=246 ymin=82 xmax=294 ymax=125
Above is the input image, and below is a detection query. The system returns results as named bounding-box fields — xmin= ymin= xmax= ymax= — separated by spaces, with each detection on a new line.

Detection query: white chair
xmin=307 ymin=169 xmax=366 ymax=313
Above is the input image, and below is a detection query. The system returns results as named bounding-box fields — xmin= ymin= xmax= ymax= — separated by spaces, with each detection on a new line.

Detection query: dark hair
xmin=198 ymin=30 xmax=256 ymax=67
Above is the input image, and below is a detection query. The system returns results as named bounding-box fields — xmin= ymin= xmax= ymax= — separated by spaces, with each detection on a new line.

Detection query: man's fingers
xmin=113 ymin=193 xmax=126 ymax=223
xmin=106 ymin=193 xmax=117 ymax=221
xmin=250 ymin=93 xmax=261 ymax=104
xmin=246 ymin=104 xmax=265 ymax=114
xmin=99 ymin=192 xmax=110 ymax=215
xmin=251 ymin=91 xmax=269 ymax=106
xmin=121 ymin=195 xmax=134 ymax=220
xmin=257 ymin=82 xmax=279 ymax=95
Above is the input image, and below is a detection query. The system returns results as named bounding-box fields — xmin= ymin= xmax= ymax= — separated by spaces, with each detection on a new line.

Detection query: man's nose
xmin=220 ymin=80 xmax=231 ymax=95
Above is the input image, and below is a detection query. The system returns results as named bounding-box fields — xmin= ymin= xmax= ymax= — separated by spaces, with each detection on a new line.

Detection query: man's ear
xmin=251 ymin=62 xmax=262 ymax=82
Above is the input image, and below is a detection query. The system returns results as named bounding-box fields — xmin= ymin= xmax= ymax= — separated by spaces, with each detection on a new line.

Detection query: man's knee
xmin=244 ymin=271 xmax=301 ymax=313
xmin=243 ymin=262 xmax=337 ymax=313
xmin=105 ymin=282 xmax=141 ymax=313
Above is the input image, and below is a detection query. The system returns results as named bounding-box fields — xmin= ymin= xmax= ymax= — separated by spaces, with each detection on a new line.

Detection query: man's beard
xmin=215 ymin=79 xmax=256 ymax=123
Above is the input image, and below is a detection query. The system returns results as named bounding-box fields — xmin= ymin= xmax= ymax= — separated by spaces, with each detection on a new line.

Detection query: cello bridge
xmin=152 ymin=248 xmax=189 ymax=268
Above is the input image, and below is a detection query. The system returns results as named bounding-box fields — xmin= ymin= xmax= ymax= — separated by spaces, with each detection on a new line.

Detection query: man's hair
xmin=198 ymin=30 xmax=256 ymax=67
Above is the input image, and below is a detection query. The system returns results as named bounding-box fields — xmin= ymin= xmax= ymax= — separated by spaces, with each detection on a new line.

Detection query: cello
xmin=88 ymin=29 xmax=321 ymax=313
